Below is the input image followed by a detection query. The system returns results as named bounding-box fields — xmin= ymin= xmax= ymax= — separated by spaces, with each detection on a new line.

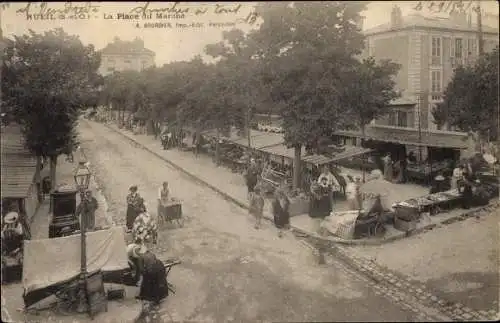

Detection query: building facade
xmin=364 ymin=6 xmax=499 ymax=131
xmin=98 ymin=37 xmax=155 ymax=76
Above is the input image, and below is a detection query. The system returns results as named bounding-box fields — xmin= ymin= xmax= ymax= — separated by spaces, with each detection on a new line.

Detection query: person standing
xmin=157 ymin=181 xmax=170 ymax=223
xmin=317 ymin=166 xmax=338 ymax=212
xmin=249 ymin=187 xmax=265 ymax=229
xmin=126 ymin=185 xmax=143 ymax=233
xmin=346 ymin=176 xmax=362 ymax=211
xmin=131 ymin=245 xmax=169 ymax=322
xmin=245 ymin=159 xmax=260 ymax=196
xmin=451 ymin=165 xmax=463 ymax=190
xmin=383 ymin=154 xmax=393 ymax=182
xmin=271 ymin=190 xmax=290 ymax=238
xmin=133 ymin=207 xmax=158 ymax=247
xmin=77 ymin=190 xmax=99 ymax=231
xmin=308 ymin=180 xmax=324 ymax=233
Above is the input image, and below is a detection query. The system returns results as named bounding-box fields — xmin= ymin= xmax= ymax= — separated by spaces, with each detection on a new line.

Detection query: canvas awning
xmin=334 ymin=125 xmax=469 ymax=149
xmin=259 ymin=144 xmax=373 ymax=166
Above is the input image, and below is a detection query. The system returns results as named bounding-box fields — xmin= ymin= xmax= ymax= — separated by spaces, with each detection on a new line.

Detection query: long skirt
xmin=139 ymin=260 xmax=168 ymax=304
xmin=273 ymin=211 xmax=290 ymax=229
xmin=126 ymin=206 xmax=139 ymax=230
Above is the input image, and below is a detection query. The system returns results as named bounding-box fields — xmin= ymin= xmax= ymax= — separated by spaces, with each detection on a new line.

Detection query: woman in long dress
xmin=271 ymin=190 xmax=290 ymax=238
xmin=126 ymin=185 xmax=143 ymax=233
xmin=133 ymin=206 xmax=158 ymax=247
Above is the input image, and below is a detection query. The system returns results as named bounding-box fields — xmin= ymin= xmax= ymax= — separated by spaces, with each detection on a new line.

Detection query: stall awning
xmin=259 ymin=144 xmax=305 ymax=160
xmin=1 ymin=157 xmax=37 ymax=198
xmin=259 ymin=144 xmax=373 ymax=166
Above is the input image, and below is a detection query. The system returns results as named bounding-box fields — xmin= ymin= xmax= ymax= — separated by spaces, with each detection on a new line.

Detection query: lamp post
xmin=73 ymin=161 xmax=91 ymax=313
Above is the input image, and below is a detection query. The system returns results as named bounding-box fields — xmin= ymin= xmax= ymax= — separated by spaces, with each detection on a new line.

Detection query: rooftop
xmin=1 ymin=124 xmax=37 ymax=198
xmin=364 ymin=13 xmax=499 ymax=36
xmin=100 ymin=37 xmax=155 ymax=56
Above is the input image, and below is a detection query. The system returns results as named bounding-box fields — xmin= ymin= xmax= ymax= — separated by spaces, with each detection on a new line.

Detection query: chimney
xmin=391 ymin=5 xmax=403 ymax=28
xmin=355 ymin=15 xmax=365 ymax=30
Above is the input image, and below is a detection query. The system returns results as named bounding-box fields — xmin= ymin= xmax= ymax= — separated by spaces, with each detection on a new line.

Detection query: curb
xmin=100 ymin=121 xmax=497 ymax=247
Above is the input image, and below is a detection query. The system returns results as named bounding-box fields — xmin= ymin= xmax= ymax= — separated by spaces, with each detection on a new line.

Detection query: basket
xmin=394 ymin=205 xmax=419 ymax=221
xmin=321 ymin=211 xmax=359 ymax=240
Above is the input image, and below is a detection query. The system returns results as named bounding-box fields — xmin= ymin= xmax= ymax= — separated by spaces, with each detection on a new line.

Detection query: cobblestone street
xmin=68 ymin=120 xmax=449 ymax=322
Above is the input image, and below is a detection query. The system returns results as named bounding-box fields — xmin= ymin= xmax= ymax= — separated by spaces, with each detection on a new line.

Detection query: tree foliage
xmin=433 ymin=46 xmax=499 ymax=140
xmin=2 ymin=28 xmax=101 ymax=189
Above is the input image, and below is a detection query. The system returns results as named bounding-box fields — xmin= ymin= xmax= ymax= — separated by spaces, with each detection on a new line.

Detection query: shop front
xmin=334 ymin=125 xmax=471 ymax=184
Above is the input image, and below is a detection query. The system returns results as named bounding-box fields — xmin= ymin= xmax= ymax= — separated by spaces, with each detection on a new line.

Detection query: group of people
xmin=124 ymin=182 xmax=175 ymax=315
xmin=1 ymin=211 xmax=25 ymax=264
xmin=382 ymin=152 xmax=415 ymax=184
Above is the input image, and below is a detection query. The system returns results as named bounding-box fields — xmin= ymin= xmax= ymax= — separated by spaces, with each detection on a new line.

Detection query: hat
xmin=435 ymin=175 xmax=445 ymax=181
xmin=4 ymin=212 xmax=19 ymax=224
xmin=129 ymin=185 xmax=138 ymax=192
xmin=131 ymin=244 xmax=148 ymax=258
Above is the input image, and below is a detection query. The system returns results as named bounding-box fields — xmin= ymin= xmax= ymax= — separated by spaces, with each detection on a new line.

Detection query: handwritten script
xmin=16 ymin=2 xmax=100 ymax=17
xmin=412 ymin=0 xmax=475 ymax=14
xmin=129 ymin=1 xmax=258 ymax=23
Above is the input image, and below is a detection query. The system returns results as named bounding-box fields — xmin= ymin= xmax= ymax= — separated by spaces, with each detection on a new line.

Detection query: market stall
xmin=406 ymin=159 xmax=453 ymax=183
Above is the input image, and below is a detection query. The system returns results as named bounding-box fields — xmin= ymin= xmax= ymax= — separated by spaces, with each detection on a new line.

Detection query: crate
xmin=394 ymin=205 xmax=420 ymax=222
xmin=394 ymin=216 xmax=416 ymax=232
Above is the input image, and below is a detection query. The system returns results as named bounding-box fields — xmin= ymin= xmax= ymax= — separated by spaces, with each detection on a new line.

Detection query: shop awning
xmin=334 ymin=125 xmax=469 ymax=149
xmin=302 ymin=146 xmax=373 ymax=166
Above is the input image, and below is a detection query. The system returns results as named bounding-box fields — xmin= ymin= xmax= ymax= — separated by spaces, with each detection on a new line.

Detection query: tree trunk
xmin=293 ymin=144 xmax=302 ymax=190
xmin=35 ymin=156 xmax=43 ymax=203
xmin=361 ymin=124 xmax=366 ymax=183
xmin=215 ymin=128 xmax=221 ymax=166
xmin=49 ymin=155 xmax=58 ymax=212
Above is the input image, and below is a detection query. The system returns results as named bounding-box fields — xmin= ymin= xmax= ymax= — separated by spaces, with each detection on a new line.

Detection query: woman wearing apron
xmin=157 ymin=182 xmax=170 ymax=223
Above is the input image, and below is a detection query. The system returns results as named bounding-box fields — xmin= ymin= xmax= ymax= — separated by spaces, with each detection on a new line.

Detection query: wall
xmin=98 ymin=53 xmax=155 ymax=76
xmin=371 ymin=35 xmax=410 ymax=93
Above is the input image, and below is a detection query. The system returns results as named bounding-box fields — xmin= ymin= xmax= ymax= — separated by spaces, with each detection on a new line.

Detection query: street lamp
xmin=73 ymin=161 xmax=91 ymax=313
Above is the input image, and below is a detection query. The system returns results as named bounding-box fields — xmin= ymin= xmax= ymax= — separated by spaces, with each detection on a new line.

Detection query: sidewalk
xmin=342 ymin=203 xmax=499 ymax=317
xmin=2 ymin=154 xmax=113 ymax=323
xmin=30 ymin=154 xmax=112 ymax=239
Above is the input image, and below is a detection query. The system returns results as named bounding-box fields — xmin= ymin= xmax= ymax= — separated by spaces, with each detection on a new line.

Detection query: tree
xmin=2 ymin=28 xmax=102 ymax=191
xmin=249 ymin=1 xmax=368 ymax=189
xmin=205 ymin=29 xmax=266 ymax=163
xmin=341 ymin=57 xmax=401 ymax=181
xmin=433 ymin=46 xmax=498 ymax=141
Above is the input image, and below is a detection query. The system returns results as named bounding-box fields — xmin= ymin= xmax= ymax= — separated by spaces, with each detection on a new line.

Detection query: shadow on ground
xmin=426 ymin=271 xmax=499 ymax=311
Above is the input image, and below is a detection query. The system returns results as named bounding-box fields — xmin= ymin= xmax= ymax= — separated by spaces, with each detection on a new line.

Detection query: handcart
xmin=157 ymin=198 xmax=183 ymax=228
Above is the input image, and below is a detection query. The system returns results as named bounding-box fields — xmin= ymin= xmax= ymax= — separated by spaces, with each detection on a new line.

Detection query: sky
xmin=1 ymin=1 xmax=498 ymax=65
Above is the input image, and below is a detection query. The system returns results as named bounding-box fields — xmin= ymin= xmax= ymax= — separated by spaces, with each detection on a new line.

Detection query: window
xmin=467 ymin=38 xmax=477 ymax=56
xmin=388 ymin=111 xmax=397 ymax=126
xmin=431 ymin=70 xmax=442 ymax=93
xmin=454 ymin=38 xmax=463 ymax=59
xmin=397 ymin=111 xmax=408 ymax=127
xmin=431 ymin=36 xmax=442 ymax=65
